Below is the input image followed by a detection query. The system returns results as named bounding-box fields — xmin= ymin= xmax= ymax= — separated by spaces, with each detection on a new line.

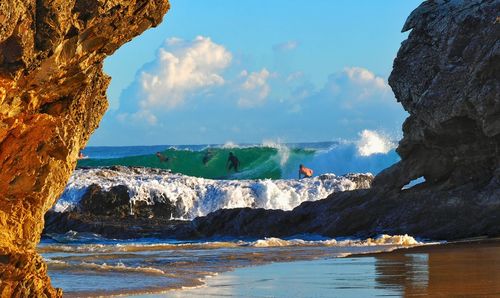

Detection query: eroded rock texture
xmin=0 ymin=0 xmax=170 ymax=296
xmin=172 ymin=0 xmax=500 ymax=241
xmin=377 ymin=0 xmax=500 ymax=191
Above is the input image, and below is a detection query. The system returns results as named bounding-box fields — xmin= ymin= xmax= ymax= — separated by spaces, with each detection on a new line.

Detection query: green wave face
xmin=77 ymin=147 xmax=315 ymax=180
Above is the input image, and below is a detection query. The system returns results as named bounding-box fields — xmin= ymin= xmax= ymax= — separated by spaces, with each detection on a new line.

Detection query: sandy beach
xmin=129 ymin=239 xmax=500 ymax=297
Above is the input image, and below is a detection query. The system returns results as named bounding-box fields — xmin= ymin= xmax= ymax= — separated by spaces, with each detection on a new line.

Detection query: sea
xmin=40 ymin=130 xmax=435 ymax=297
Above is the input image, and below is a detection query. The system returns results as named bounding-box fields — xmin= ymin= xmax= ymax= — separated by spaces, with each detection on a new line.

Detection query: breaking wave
xmin=78 ymin=131 xmax=400 ymax=180
xmin=54 ymin=167 xmax=373 ymax=219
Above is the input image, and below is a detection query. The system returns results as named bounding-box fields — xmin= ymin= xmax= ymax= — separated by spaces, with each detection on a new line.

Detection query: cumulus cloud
xmin=321 ymin=66 xmax=392 ymax=109
xmin=344 ymin=66 xmax=389 ymax=94
xmin=140 ymin=36 xmax=232 ymax=110
xmin=273 ymin=40 xmax=299 ymax=52
xmin=237 ymin=68 xmax=271 ymax=108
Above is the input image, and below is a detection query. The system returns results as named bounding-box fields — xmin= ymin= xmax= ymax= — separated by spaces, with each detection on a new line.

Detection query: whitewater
xmin=54 ymin=167 xmax=373 ymax=219
xmin=55 ymin=130 xmax=399 ymax=219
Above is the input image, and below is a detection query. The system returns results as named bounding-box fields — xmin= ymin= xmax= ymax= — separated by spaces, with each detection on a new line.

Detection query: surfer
xmin=78 ymin=150 xmax=87 ymax=159
xmin=156 ymin=152 xmax=169 ymax=163
xmin=202 ymin=149 xmax=214 ymax=166
xmin=299 ymin=164 xmax=313 ymax=179
xmin=227 ymin=152 xmax=240 ymax=172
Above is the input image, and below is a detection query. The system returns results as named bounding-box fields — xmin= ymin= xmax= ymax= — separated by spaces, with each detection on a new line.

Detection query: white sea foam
xmin=356 ymin=130 xmax=396 ymax=157
xmin=261 ymin=139 xmax=291 ymax=167
xmin=39 ymin=234 xmax=429 ymax=254
xmin=44 ymin=258 xmax=168 ymax=275
xmin=250 ymin=234 xmax=423 ymax=247
xmin=221 ymin=141 xmax=239 ymax=149
xmin=54 ymin=168 xmax=372 ymax=219
xmin=78 ymin=261 xmax=168 ymax=275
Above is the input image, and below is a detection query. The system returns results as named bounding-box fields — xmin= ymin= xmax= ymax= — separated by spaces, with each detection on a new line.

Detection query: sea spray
xmin=54 ymin=167 xmax=373 ymax=219
xmin=356 ymin=130 xmax=396 ymax=156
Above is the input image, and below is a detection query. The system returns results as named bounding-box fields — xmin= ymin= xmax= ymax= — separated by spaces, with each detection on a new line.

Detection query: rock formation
xmin=0 ymin=0 xmax=170 ymax=296
xmin=43 ymin=166 xmax=374 ymax=239
xmin=169 ymin=0 xmax=500 ymax=241
xmin=376 ymin=0 xmax=500 ymax=191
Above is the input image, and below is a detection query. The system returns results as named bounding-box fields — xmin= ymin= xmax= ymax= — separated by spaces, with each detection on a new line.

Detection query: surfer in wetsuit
xmin=202 ymin=149 xmax=214 ymax=166
xmin=156 ymin=152 xmax=169 ymax=163
xmin=299 ymin=164 xmax=313 ymax=179
xmin=227 ymin=152 xmax=240 ymax=172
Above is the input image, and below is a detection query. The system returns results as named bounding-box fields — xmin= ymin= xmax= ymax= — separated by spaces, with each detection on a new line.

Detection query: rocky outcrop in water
xmin=171 ymin=0 xmax=500 ymax=241
xmin=43 ymin=166 xmax=374 ymax=238
xmin=0 ymin=1 xmax=170 ymax=296
xmin=78 ymin=182 xmax=176 ymax=219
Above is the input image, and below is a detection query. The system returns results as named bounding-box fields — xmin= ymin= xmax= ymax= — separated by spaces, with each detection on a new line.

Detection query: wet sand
xmin=135 ymin=239 xmax=500 ymax=297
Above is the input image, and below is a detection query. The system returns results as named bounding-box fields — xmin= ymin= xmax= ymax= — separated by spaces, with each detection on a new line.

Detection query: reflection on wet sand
xmin=374 ymin=241 xmax=500 ymax=296
xmin=160 ymin=241 xmax=500 ymax=297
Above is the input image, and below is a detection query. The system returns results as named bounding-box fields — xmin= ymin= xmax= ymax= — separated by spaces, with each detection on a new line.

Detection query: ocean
xmin=40 ymin=132 xmax=432 ymax=296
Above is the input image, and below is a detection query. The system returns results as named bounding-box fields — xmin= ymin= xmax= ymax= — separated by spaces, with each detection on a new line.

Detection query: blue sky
xmin=89 ymin=0 xmax=423 ymax=146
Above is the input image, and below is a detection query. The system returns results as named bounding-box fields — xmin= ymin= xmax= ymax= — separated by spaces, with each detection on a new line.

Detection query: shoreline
xmin=55 ymin=238 xmax=500 ymax=297
xmin=146 ymin=238 xmax=500 ymax=297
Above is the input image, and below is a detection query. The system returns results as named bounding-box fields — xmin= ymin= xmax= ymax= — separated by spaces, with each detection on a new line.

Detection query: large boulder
xmin=0 ymin=1 xmax=170 ymax=296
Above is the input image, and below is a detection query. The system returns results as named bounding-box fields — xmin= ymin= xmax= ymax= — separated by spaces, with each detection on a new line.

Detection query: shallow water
xmin=40 ymin=234 xmax=424 ymax=297
xmin=140 ymin=241 xmax=500 ymax=297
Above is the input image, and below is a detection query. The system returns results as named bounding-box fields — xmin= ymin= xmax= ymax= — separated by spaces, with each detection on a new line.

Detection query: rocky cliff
xmin=377 ymin=0 xmax=500 ymax=191
xmin=0 ymin=1 xmax=170 ymax=296
xmin=169 ymin=0 xmax=500 ymax=240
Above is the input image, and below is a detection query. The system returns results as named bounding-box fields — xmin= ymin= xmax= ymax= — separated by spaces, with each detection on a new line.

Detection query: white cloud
xmin=344 ymin=66 xmax=389 ymax=94
xmin=322 ymin=66 xmax=392 ymax=109
xmin=273 ymin=40 xmax=299 ymax=52
xmin=238 ymin=68 xmax=271 ymax=108
xmin=117 ymin=110 xmax=158 ymax=125
xmin=140 ymin=36 xmax=232 ymax=110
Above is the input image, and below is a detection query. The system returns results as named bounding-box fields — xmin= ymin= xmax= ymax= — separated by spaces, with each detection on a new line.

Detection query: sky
xmin=88 ymin=0 xmax=424 ymax=146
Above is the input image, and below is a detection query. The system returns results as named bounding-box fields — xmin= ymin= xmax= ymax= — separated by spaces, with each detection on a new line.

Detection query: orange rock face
xmin=0 ymin=1 xmax=170 ymax=296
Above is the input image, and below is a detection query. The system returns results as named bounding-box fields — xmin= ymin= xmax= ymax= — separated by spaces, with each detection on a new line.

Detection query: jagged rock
xmin=375 ymin=0 xmax=500 ymax=190
xmin=0 ymin=1 xmax=170 ymax=296
xmin=80 ymin=184 xmax=131 ymax=218
xmin=43 ymin=210 xmax=189 ymax=239
xmin=79 ymin=183 xmax=176 ymax=219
